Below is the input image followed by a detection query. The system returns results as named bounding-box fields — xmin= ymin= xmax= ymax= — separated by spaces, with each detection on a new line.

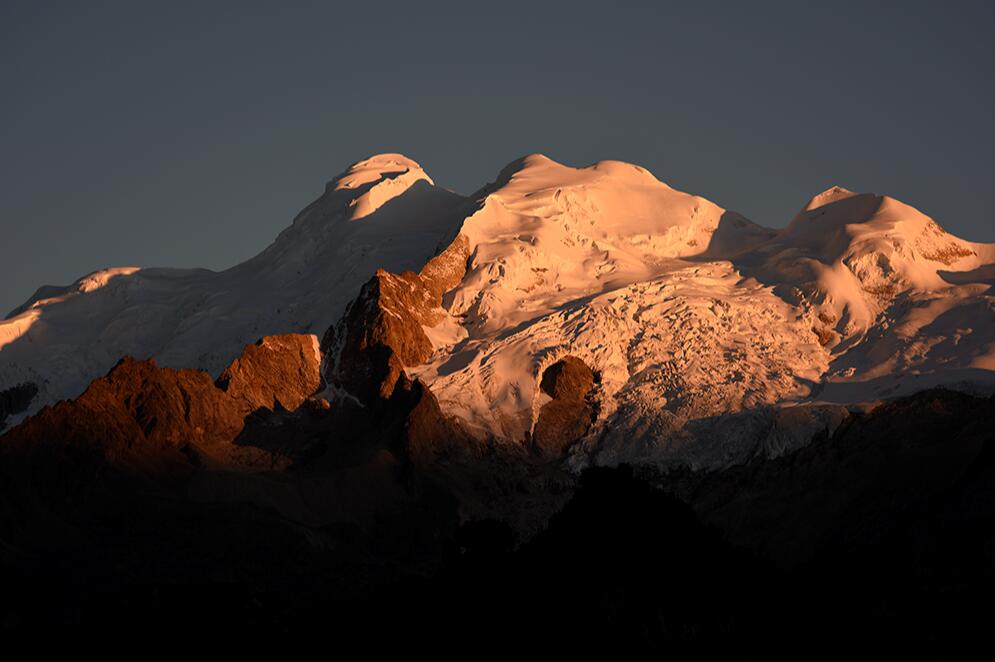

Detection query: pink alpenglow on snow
xmin=2 ymin=154 xmax=994 ymax=470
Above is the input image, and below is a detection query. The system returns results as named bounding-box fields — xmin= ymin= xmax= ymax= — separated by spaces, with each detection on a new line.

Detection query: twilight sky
xmin=2 ymin=0 xmax=993 ymax=315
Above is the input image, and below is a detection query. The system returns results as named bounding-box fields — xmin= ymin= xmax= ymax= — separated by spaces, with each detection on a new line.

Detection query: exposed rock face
xmin=533 ymin=356 xmax=596 ymax=458
xmin=328 ymin=234 xmax=470 ymax=404
xmin=304 ymin=232 xmax=481 ymax=470
xmin=393 ymin=372 xmax=471 ymax=466
xmin=216 ymin=334 xmax=322 ymax=415
xmin=1 ymin=357 xmax=244 ymax=485
xmin=0 ymin=382 xmax=37 ymax=429
xmin=331 ymin=270 xmax=436 ymax=403
xmin=1 ymin=334 xmax=323 ymax=473
xmin=0 ymin=325 xmax=482 ymax=569
xmin=419 ymin=233 xmax=471 ymax=299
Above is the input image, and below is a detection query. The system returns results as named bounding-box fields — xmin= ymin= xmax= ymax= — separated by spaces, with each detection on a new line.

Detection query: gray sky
xmin=2 ymin=0 xmax=993 ymax=315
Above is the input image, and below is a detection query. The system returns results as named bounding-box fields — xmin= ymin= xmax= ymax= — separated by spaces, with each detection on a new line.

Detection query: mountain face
xmin=3 ymin=153 xmax=994 ymax=472
xmin=3 ymin=153 xmax=995 ymax=645
xmin=1 ymin=335 xmax=318 ymax=476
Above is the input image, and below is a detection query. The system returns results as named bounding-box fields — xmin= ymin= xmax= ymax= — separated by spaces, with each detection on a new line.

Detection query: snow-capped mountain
xmin=3 ymin=153 xmax=994 ymax=470
xmin=0 ymin=154 xmax=466 ymax=421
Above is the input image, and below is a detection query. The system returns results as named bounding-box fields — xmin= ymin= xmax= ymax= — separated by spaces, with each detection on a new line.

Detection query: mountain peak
xmin=494 ymin=154 xmax=662 ymax=188
xmin=486 ymin=153 xmax=566 ymax=189
xmin=787 ymin=186 xmax=882 ymax=232
xmin=519 ymin=153 xmax=557 ymax=167
xmin=804 ymin=185 xmax=863 ymax=211
xmin=327 ymin=153 xmax=431 ymax=193
xmin=322 ymin=153 xmax=436 ymax=221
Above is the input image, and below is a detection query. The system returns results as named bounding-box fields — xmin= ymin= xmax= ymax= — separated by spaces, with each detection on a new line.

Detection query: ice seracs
xmin=408 ymin=154 xmax=823 ymax=444
xmin=448 ymin=153 xmax=774 ymax=336
xmin=726 ymin=185 xmax=995 ymax=406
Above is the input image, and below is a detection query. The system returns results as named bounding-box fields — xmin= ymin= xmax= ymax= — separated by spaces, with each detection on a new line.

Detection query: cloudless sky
xmin=2 ymin=0 xmax=993 ymax=315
